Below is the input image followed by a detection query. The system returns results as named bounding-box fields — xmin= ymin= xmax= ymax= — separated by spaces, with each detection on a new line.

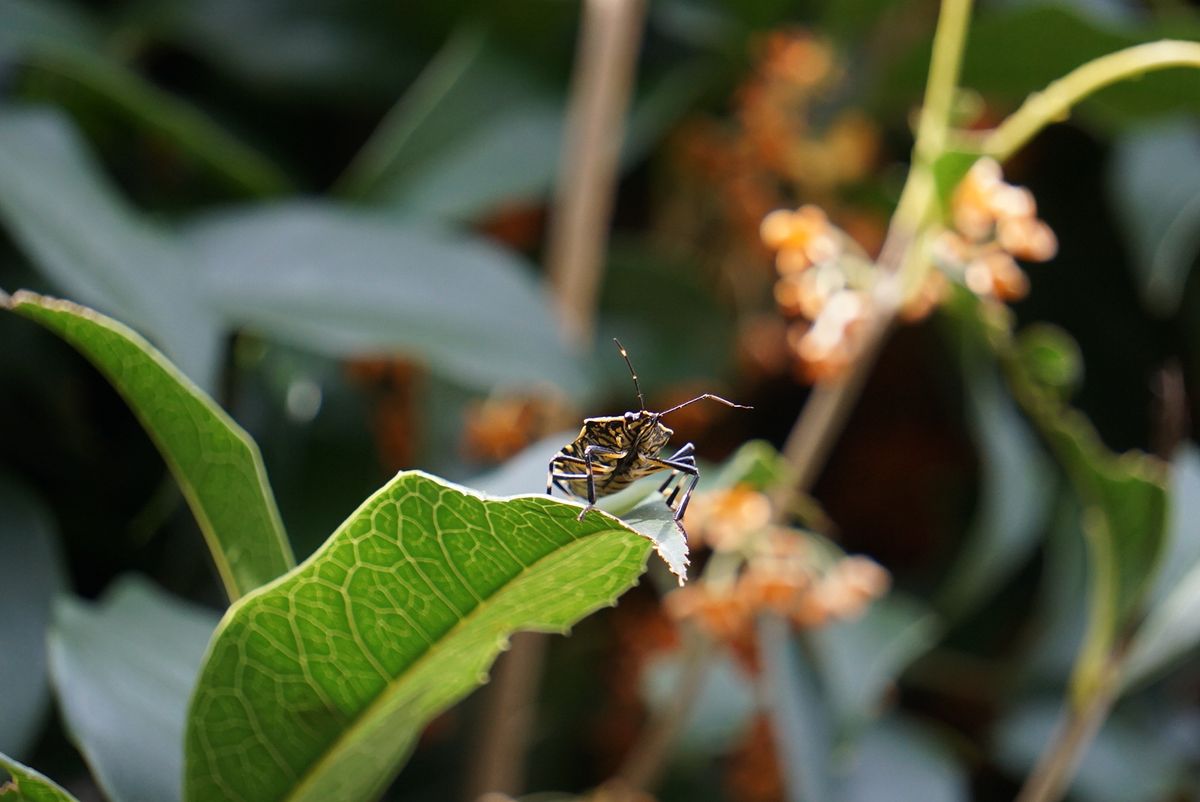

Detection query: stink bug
xmin=547 ymin=339 xmax=752 ymax=522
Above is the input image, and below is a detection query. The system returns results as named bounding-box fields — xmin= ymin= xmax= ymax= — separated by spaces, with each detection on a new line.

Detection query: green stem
xmin=977 ymin=40 xmax=1200 ymax=162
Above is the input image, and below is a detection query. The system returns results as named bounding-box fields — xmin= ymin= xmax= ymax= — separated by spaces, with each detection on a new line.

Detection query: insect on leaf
xmin=185 ymin=471 xmax=686 ymax=802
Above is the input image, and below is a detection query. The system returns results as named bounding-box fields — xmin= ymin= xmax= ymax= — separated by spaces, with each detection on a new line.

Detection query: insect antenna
xmin=660 ymin=393 xmax=753 ymax=416
xmin=612 ymin=338 xmax=645 ymax=411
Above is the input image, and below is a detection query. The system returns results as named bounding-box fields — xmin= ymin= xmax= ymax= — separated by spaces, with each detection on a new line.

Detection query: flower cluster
xmin=666 ymin=486 xmax=890 ymax=640
xmin=668 ymin=30 xmax=883 ymax=266
xmin=935 ymin=157 xmax=1057 ymax=301
xmin=461 ymin=391 xmax=571 ymax=464
xmin=759 ymin=205 xmax=873 ymax=381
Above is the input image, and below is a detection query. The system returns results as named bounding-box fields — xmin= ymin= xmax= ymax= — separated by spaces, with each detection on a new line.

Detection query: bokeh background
xmin=2 ymin=0 xmax=1200 ymax=800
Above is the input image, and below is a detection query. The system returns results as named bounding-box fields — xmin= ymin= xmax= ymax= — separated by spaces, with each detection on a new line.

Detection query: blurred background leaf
xmin=0 ymin=107 xmax=223 ymax=385
xmin=0 ymin=475 xmax=63 ymax=760
xmin=1107 ymin=120 xmax=1200 ymax=317
xmin=182 ymin=201 xmax=588 ymax=395
xmin=48 ymin=576 xmax=218 ymax=802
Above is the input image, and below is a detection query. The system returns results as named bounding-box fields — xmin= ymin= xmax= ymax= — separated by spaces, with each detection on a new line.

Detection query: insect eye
xmin=624 ymin=411 xmax=638 ymax=422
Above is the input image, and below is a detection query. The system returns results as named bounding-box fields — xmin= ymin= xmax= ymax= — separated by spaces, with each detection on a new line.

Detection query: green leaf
xmin=706 ymin=439 xmax=791 ymax=492
xmin=1108 ymin=120 xmax=1200 ymax=316
xmin=0 ymin=752 xmax=80 ymax=802
xmin=1122 ymin=447 xmax=1200 ymax=687
xmin=5 ymin=291 xmax=294 ymax=600
xmin=0 ymin=106 xmax=223 ymax=385
xmin=0 ymin=0 xmax=288 ymax=196
xmin=0 ymin=477 xmax=63 ymax=758
xmin=1048 ymin=411 xmax=1168 ymax=698
xmin=1015 ymin=324 xmax=1084 ymax=401
xmin=48 ymin=577 xmax=219 ymax=802
xmin=930 ymin=149 xmax=980 ymax=214
xmin=1000 ymin=320 xmax=1168 ymax=700
xmin=184 ymin=471 xmax=685 ymax=802
xmin=182 ymin=202 xmax=588 ymax=395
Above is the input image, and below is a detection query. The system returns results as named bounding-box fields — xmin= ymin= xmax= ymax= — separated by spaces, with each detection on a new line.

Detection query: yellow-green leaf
xmin=0 ymin=752 xmax=80 ymax=802
xmin=4 ymin=291 xmax=294 ymax=599
xmin=184 ymin=471 xmax=684 ymax=802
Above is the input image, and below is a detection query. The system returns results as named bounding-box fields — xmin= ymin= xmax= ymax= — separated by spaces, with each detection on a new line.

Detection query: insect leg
xmin=675 ymin=471 xmax=701 ymax=521
xmin=547 ymin=453 xmax=588 ymax=496
xmin=578 ymin=444 xmax=624 ymax=521
xmin=646 ymin=454 xmax=699 ymax=521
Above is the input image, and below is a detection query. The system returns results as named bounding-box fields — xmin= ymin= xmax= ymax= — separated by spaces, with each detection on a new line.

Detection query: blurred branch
xmin=546 ymin=0 xmax=647 ymax=347
xmin=615 ymin=628 xmax=712 ymax=791
xmin=465 ymin=632 xmax=548 ymax=801
xmin=468 ymin=3 xmax=646 ymax=798
xmin=975 ymin=40 xmax=1200 ymax=162
xmin=1013 ymin=668 xmax=1119 ymax=802
xmin=614 ymin=2 xmax=976 ymax=796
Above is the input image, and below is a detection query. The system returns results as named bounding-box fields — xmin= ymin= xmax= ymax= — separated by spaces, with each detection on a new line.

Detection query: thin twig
xmin=616 ymin=629 xmax=713 ymax=791
xmin=464 ymin=632 xmax=549 ymax=800
xmin=1013 ymin=675 xmax=1117 ymax=802
xmin=545 ymin=0 xmax=647 ymax=346
xmin=976 ymin=40 xmax=1200 ymax=162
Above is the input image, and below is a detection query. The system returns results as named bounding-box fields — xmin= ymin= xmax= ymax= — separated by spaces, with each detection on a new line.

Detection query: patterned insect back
xmin=547 ymin=341 xmax=750 ymax=523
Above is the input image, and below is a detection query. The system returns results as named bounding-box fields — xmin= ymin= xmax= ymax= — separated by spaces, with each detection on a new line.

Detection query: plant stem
xmin=1013 ymin=674 xmax=1118 ymax=802
xmin=546 ymin=0 xmax=647 ymax=347
xmin=977 ymin=40 xmax=1200 ymax=162
xmin=615 ymin=629 xmax=713 ymax=792
xmin=615 ymin=2 xmax=976 ymax=795
xmin=464 ymin=632 xmax=549 ymax=801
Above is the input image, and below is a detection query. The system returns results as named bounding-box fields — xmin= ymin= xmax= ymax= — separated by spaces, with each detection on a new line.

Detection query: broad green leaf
xmin=1122 ymin=447 xmax=1200 ymax=687
xmin=808 ymin=595 xmax=939 ymax=736
xmin=184 ymin=471 xmax=686 ymax=802
xmin=48 ymin=577 xmax=219 ymax=802
xmin=181 ymin=202 xmax=588 ymax=395
xmin=0 ymin=752 xmax=80 ymax=802
xmin=0 ymin=476 xmax=63 ymax=759
xmin=0 ymin=0 xmax=288 ymax=196
xmin=5 ymin=291 xmax=294 ymax=599
xmin=0 ymin=107 xmax=222 ymax=385
xmin=1107 ymin=120 xmax=1200 ymax=316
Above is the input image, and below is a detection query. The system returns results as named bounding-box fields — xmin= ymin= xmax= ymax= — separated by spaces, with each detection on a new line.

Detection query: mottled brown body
xmin=547 ymin=340 xmax=750 ymax=522
xmin=556 ymin=412 xmax=676 ymax=499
